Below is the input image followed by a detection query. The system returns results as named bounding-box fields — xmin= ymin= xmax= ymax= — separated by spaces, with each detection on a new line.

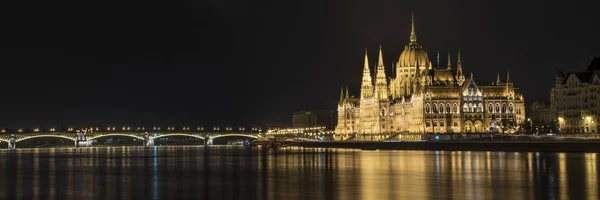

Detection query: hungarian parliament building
xmin=335 ymin=15 xmax=526 ymax=134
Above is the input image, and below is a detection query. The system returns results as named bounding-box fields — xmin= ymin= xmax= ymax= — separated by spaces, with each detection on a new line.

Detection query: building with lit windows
xmin=335 ymin=15 xmax=526 ymax=135
xmin=292 ymin=110 xmax=337 ymax=129
xmin=552 ymin=56 xmax=600 ymax=134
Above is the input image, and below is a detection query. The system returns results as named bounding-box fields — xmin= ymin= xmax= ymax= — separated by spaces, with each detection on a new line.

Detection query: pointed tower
xmin=505 ymin=71 xmax=512 ymax=95
xmin=374 ymin=45 xmax=388 ymax=99
xmin=496 ymin=73 xmax=501 ymax=85
xmin=414 ymin=59 xmax=421 ymax=93
xmin=447 ymin=52 xmax=452 ymax=70
xmin=360 ymin=49 xmax=374 ymax=99
xmin=346 ymin=87 xmax=350 ymax=98
xmin=456 ymin=49 xmax=465 ymax=85
xmin=437 ymin=51 xmax=440 ymax=69
xmin=410 ymin=13 xmax=417 ymax=43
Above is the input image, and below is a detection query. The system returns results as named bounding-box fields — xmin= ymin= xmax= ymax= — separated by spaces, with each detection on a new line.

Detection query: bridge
xmin=0 ymin=132 xmax=260 ymax=149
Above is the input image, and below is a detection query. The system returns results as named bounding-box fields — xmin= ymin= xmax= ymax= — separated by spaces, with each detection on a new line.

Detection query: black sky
xmin=0 ymin=0 xmax=599 ymax=128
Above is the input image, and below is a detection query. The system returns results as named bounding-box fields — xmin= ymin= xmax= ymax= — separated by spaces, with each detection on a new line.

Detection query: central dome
xmin=398 ymin=43 xmax=429 ymax=68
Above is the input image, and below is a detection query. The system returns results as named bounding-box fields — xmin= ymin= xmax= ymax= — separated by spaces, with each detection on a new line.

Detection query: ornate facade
xmin=552 ymin=56 xmax=600 ymax=134
xmin=335 ymin=15 xmax=526 ymax=134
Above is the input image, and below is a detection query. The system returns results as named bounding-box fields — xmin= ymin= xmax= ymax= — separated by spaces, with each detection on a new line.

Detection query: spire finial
xmin=377 ymin=44 xmax=384 ymax=67
xmin=363 ymin=48 xmax=370 ymax=74
xmin=345 ymin=87 xmax=349 ymax=99
xmin=410 ymin=13 xmax=417 ymax=43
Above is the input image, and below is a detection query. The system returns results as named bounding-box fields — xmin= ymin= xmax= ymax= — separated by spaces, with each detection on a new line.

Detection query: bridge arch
xmin=150 ymin=133 xmax=205 ymax=140
xmin=15 ymin=135 xmax=76 ymax=143
xmin=87 ymin=133 xmax=145 ymax=141
xmin=211 ymin=134 xmax=258 ymax=140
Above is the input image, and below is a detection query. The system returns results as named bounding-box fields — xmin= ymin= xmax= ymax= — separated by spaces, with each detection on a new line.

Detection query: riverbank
xmin=288 ymin=140 xmax=600 ymax=152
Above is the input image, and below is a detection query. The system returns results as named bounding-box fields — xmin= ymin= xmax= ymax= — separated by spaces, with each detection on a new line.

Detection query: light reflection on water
xmin=0 ymin=146 xmax=598 ymax=200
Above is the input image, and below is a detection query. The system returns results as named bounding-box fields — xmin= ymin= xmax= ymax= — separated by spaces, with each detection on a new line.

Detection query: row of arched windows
xmin=486 ymin=103 xmax=514 ymax=113
xmin=463 ymin=103 xmax=484 ymax=112
xmin=425 ymin=103 xmax=459 ymax=114
xmin=426 ymin=102 xmax=516 ymax=114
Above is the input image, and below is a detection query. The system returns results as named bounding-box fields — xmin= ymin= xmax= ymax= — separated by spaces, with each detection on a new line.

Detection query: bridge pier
xmin=145 ymin=139 xmax=154 ymax=147
xmin=204 ymin=136 xmax=213 ymax=146
xmin=7 ymin=134 xmax=16 ymax=150
xmin=8 ymin=136 xmax=16 ymax=150
xmin=74 ymin=132 xmax=92 ymax=148
xmin=143 ymin=132 xmax=154 ymax=147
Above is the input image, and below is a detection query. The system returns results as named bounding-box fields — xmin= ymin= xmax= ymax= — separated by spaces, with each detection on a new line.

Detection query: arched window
xmin=508 ymin=103 xmax=514 ymax=113
xmin=495 ymin=103 xmax=500 ymax=113
xmin=433 ymin=104 xmax=438 ymax=113
xmin=469 ymin=103 xmax=474 ymax=112
xmin=463 ymin=103 xmax=468 ymax=112
xmin=454 ymin=103 xmax=459 ymax=113
xmin=478 ymin=103 xmax=484 ymax=112
xmin=502 ymin=103 xmax=507 ymax=113
xmin=440 ymin=104 xmax=445 ymax=113
xmin=425 ymin=103 xmax=431 ymax=113
xmin=488 ymin=103 xmax=493 ymax=113
xmin=447 ymin=103 xmax=451 ymax=113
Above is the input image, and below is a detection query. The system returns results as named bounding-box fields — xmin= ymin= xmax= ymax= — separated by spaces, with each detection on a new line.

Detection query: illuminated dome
xmin=398 ymin=14 xmax=430 ymax=68
xmin=398 ymin=43 xmax=429 ymax=68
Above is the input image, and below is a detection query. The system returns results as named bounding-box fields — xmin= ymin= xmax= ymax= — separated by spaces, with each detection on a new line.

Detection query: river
xmin=0 ymin=146 xmax=597 ymax=200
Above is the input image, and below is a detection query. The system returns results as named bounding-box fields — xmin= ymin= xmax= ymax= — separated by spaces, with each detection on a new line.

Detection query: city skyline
xmin=1 ymin=0 xmax=599 ymax=128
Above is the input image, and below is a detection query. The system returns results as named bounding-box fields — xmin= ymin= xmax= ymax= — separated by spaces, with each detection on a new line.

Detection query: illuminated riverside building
xmin=335 ymin=15 xmax=526 ymax=135
xmin=552 ymin=56 xmax=600 ymax=134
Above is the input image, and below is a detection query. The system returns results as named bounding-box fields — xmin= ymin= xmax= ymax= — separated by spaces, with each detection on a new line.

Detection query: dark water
xmin=0 ymin=146 xmax=598 ymax=200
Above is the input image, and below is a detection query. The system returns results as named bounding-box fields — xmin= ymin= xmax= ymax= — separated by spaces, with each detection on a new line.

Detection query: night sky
xmin=1 ymin=0 xmax=599 ymax=128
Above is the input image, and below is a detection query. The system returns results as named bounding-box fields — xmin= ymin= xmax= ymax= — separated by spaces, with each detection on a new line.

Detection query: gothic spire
xmin=456 ymin=49 xmax=463 ymax=76
xmin=360 ymin=49 xmax=373 ymax=99
xmin=410 ymin=13 xmax=417 ymax=43
xmin=496 ymin=72 xmax=501 ymax=85
xmin=437 ymin=50 xmax=440 ymax=69
xmin=506 ymin=70 xmax=511 ymax=94
xmin=375 ymin=45 xmax=388 ymax=99
xmin=447 ymin=52 xmax=452 ymax=69
xmin=345 ymin=87 xmax=349 ymax=99
xmin=340 ymin=87 xmax=344 ymax=101
xmin=376 ymin=45 xmax=386 ymax=78
xmin=415 ymin=58 xmax=420 ymax=78
xmin=363 ymin=48 xmax=371 ymax=76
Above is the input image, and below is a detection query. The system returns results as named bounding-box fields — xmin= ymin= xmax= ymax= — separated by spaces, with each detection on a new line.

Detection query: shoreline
xmin=287 ymin=140 xmax=600 ymax=153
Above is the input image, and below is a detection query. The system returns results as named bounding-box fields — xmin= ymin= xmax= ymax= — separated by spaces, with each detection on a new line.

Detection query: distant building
xmin=292 ymin=111 xmax=317 ymax=128
xmin=292 ymin=110 xmax=337 ymax=129
xmin=552 ymin=56 xmax=600 ymax=134
xmin=530 ymin=101 xmax=556 ymax=126
xmin=335 ymin=15 xmax=526 ymax=134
